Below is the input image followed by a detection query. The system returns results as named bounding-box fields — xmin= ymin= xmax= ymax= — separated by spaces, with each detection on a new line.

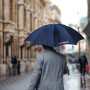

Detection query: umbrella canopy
xmin=26 ymin=24 xmax=84 ymax=47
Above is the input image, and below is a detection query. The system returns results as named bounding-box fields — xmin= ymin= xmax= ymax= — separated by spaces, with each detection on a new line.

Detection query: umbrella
xmin=26 ymin=24 xmax=84 ymax=47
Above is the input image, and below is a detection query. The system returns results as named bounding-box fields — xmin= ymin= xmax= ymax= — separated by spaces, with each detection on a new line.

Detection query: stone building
xmin=0 ymin=0 xmax=61 ymax=75
xmin=83 ymin=0 xmax=90 ymax=64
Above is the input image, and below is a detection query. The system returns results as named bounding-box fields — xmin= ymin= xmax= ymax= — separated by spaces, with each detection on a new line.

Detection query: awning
xmin=83 ymin=22 xmax=90 ymax=37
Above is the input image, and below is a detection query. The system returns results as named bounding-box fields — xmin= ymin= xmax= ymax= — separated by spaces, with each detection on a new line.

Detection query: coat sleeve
xmin=63 ymin=56 xmax=69 ymax=75
xmin=28 ymin=54 xmax=43 ymax=90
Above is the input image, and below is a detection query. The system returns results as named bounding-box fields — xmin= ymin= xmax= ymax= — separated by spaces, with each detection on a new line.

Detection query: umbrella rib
xmin=33 ymin=26 xmax=50 ymax=45
xmin=54 ymin=24 xmax=58 ymax=46
xmin=65 ymin=28 xmax=78 ymax=44
xmin=58 ymin=25 xmax=77 ymax=44
xmin=61 ymin=24 xmax=83 ymax=44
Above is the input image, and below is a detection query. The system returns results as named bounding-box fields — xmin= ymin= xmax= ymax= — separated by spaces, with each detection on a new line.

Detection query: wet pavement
xmin=64 ymin=73 xmax=80 ymax=90
xmin=0 ymin=72 xmax=32 ymax=90
xmin=0 ymin=64 xmax=90 ymax=90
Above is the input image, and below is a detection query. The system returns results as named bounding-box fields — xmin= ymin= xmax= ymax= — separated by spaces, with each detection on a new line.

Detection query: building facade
xmin=83 ymin=0 xmax=90 ymax=64
xmin=0 ymin=0 xmax=61 ymax=75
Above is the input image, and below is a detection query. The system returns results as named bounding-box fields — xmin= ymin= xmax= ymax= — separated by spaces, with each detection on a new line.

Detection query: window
xmin=24 ymin=8 xmax=26 ymax=28
xmin=10 ymin=0 xmax=13 ymax=21
xmin=30 ymin=13 xmax=32 ymax=31
xmin=17 ymin=5 xmax=19 ymax=27
xmin=20 ymin=47 xmax=23 ymax=59
xmin=27 ymin=48 xmax=29 ymax=59
xmin=6 ymin=45 xmax=9 ymax=57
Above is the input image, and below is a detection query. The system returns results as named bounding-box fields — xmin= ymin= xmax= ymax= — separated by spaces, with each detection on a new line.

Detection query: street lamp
xmin=77 ymin=12 xmax=81 ymax=56
xmin=77 ymin=27 xmax=81 ymax=56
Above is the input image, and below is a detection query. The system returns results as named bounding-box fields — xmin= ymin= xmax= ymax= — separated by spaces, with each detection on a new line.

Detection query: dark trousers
xmin=80 ymin=67 xmax=85 ymax=76
xmin=80 ymin=66 xmax=86 ymax=83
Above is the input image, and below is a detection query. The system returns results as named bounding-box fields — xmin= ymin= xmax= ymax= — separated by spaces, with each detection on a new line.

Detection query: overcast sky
xmin=52 ymin=0 xmax=88 ymax=25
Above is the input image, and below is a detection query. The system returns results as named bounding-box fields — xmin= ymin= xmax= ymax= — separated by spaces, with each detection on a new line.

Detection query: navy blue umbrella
xmin=26 ymin=24 xmax=84 ymax=47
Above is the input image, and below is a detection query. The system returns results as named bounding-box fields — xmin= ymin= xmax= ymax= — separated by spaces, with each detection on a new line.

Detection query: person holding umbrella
xmin=26 ymin=24 xmax=84 ymax=90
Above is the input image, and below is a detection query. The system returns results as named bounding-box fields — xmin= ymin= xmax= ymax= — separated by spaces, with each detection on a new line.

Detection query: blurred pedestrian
xmin=78 ymin=53 xmax=88 ymax=84
xmin=28 ymin=45 xmax=69 ymax=90
xmin=11 ymin=56 xmax=17 ymax=75
xmin=6 ymin=56 xmax=12 ymax=76
xmin=17 ymin=60 xmax=20 ymax=75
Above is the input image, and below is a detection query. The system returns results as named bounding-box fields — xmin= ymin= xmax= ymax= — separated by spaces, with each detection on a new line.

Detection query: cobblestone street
xmin=0 ymin=65 xmax=90 ymax=90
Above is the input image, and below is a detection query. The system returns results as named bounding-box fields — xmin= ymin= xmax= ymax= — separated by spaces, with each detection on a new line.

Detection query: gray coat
xmin=28 ymin=49 xmax=68 ymax=90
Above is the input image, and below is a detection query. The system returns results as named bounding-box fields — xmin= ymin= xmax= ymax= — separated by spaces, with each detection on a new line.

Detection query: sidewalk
xmin=85 ymin=74 xmax=90 ymax=90
xmin=67 ymin=63 xmax=90 ymax=90
xmin=0 ymin=72 xmax=32 ymax=90
xmin=0 ymin=65 xmax=90 ymax=90
xmin=0 ymin=71 xmax=32 ymax=82
xmin=64 ymin=72 xmax=80 ymax=90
